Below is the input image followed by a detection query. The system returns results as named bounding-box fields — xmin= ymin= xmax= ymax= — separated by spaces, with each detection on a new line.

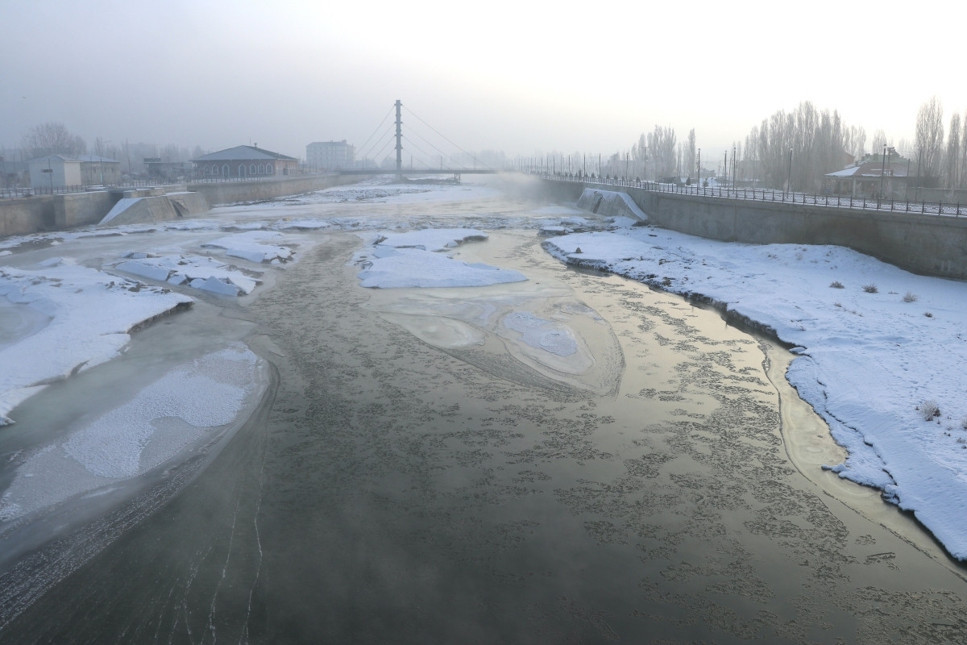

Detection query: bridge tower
xmin=394 ymin=99 xmax=403 ymax=177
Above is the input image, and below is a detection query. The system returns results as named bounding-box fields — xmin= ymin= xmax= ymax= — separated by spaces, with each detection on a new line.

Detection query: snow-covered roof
xmin=193 ymin=145 xmax=297 ymax=163
xmin=27 ymin=154 xmax=118 ymax=164
xmin=826 ymin=160 xmax=910 ymax=179
xmin=27 ymin=154 xmax=77 ymax=164
xmin=77 ymin=154 xmax=120 ymax=164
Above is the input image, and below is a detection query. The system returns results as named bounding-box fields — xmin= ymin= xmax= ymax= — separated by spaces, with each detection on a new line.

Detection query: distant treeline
xmin=593 ymin=98 xmax=963 ymax=192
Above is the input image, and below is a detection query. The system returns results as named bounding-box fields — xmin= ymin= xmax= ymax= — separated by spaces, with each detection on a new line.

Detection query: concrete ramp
xmin=99 ymin=191 xmax=209 ymax=227
xmin=576 ymin=188 xmax=648 ymax=222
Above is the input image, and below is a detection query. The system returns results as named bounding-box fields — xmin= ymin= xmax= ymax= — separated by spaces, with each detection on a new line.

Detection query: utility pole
xmin=879 ymin=144 xmax=886 ymax=206
xmin=395 ymin=100 xmax=403 ymax=178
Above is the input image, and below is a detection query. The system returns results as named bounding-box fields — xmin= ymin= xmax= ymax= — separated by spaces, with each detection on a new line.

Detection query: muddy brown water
xmin=2 ymin=212 xmax=967 ymax=642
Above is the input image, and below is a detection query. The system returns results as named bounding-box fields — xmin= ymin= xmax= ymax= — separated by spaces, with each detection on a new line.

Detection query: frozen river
xmin=2 ymin=177 xmax=967 ymax=643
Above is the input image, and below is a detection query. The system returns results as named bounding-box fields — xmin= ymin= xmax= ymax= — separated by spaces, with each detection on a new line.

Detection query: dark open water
xmin=2 ymin=185 xmax=967 ymax=643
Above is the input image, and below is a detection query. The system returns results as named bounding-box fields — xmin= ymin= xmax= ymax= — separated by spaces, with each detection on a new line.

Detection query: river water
xmin=2 ymin=181 xmax=967 ymax=643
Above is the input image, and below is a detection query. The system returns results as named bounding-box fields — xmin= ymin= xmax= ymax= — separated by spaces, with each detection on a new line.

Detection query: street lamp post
xmin=786 ymin=147 xmax=793 ymax=197
xmin=697 ymin=148 xmax=701 ymax=189
xmin=879 ymin=145 xmax=886 ymax=207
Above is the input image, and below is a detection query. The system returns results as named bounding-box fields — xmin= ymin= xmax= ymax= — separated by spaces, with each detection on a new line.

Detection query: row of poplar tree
xmin=606 ymin=98 xmax=963 ymax=193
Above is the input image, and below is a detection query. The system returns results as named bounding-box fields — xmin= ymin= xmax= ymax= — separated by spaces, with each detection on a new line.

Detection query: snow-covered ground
xmin=3 ymin=177 xmax=967 ymax=564
xmin=541 ymin=198 xmax=967 ymax=561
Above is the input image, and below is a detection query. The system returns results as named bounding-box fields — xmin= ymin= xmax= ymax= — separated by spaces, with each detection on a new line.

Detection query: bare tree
xmin=646 ymin=125 xmax=677 ymax=180
xmin=915 ymin=96 xmax=945 ymax=187
xmin=631 ymin=133 xmax=648 ymax=179
xmin=945 ymin=113 xmax=961 ymax=189
xmin=22 ymin=122 xmax=87 ymax=159
xmin=749 ymin=102 xmax=850 ymax=191
xmin=961 ymin=112 xmax=967 ymax=189
xmin=871 ymin=130 xmax=888 ymax=155
xmin=685 ymin=129 xmax=696 ymax=182
xmin=844 ymin=125 xmax=867 ymax=160
xmin=743 ymin=126 xmax=759 ymax=185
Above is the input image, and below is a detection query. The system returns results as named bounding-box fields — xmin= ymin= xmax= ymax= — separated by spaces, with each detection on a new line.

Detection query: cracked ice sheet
xmin=0 ymin=258 xmax=192 ymax=425
xmin=115 ymin=253 xmax=259 ymax=295
xmin=0 ymin=344 xmax=267 ymax=523
xmin=354 ymin=229 xmax=526 ymax=289
xmin=201 ymin=230 xmax=294 ymax=264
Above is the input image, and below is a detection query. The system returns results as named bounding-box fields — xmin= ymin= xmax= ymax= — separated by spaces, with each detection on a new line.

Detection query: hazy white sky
xmin=2 ymin=0 xmax=964 ymax=163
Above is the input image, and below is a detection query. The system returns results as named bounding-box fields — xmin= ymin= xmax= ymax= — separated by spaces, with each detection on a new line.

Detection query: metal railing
xmin=541 ymin=173 xmax=966 ymax=218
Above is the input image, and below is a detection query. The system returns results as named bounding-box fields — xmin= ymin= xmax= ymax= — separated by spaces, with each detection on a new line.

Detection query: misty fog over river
xmin=2 ymin=177 xmax=967 ymax=643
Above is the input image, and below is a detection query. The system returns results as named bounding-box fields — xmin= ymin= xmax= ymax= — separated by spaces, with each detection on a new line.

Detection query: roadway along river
xmin=2 ymin=183 xmax=967 ymax=643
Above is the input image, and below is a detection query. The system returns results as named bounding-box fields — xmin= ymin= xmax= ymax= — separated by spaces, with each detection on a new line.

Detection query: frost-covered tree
xmin=685 ymin=129 xmax=696 ymax=181
xmin=750 ymin=102 xmax=851 ymax=192
xmin=915 ymin=96 xmax=944 ymax=187
xmin=646 ymin=125 xmax=677 ymax=180
xmin=631 ymin=133 xmax=648 ymax=179
xmin=945 ymin=113 xmax=961 ymax=189
xmin=844 ymin=125 xmax=867 ymax=160
xmin=22 ymin=122 xmax=86 ymax=159
xmin=743 ymin=126 xmax=759 ymax=184
xmin=871 ymin=130 xmax=888 ymax=156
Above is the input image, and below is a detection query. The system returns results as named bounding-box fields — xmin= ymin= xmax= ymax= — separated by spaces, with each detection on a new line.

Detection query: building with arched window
xmin=191 ymin=145 xmax=299 ymax=179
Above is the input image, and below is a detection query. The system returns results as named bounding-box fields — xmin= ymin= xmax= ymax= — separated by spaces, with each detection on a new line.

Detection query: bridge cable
xmin=403 ymin=127 xmax=455 ymax=167
xmin=402 ymin=105 xmax=494 ymax=171
xmin=356 ymin=105 xmax=396 ymax=160
xmin=399 ymin=135 xmax=442 ymax=169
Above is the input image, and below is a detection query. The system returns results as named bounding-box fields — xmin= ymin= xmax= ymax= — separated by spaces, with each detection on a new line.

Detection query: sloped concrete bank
xmin=99 ymin=191 xmax=209 ymax=226
xmin=575 ymin=187 xmax=648 ymax=221
xmin=544 ymin=179 xmax=967 ymax=281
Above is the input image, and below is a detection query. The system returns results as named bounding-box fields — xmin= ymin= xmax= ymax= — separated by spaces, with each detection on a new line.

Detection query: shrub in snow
xmin=903 ymin=292 xmax=918 ymax=303
xmin=961 ymin=416 xmax=967 ymax=430
xmin=862 ymin=284 xmax=878 ymax=293
xmin=830 ymin=281 xmax=844 ymax=289
xmin=918 ymin=400 xmax=940 ymax=421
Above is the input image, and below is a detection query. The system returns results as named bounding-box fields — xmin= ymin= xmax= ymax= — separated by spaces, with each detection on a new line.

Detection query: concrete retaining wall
xmin=1 ymin=174 xmax=361 ymax=238
xmin=187 ymin=174 xmax=360 ymax=206
xmin=544 ymin=179 xmax=967 ymax=280
xmin=0 ymin=196 xmax=56 ymax=237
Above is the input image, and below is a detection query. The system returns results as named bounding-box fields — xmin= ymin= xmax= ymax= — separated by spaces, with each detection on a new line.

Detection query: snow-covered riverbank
xmin=542 ymin=210 xmax=967 ymax=561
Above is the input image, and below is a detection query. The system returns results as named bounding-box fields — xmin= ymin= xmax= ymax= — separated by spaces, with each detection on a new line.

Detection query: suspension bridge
xmin=342 ymin=100 xmax=496 ymax=177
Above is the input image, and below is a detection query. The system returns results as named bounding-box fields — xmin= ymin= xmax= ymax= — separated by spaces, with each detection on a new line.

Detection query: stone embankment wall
xmin=0 ymin=191 xmax=119 ymax=237
xmin=545 ymin=180 xmax=967 ymax=280
xmin=0 ymin=175 xmax=361 ymax=238
xmin=187 ymin=174 xmax=360 ymax=206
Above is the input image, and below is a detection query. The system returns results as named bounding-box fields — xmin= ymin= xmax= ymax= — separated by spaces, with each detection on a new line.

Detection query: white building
xmin=28 ymin=155 xmax=82 ymax=192
xmin=306 ymin=140 xmax=354 ymax=171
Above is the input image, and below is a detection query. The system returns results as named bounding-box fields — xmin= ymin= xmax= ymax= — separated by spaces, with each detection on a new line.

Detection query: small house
xmin=78 ymin=154 xmax=121 ymax=186
xmin=825 ymin=153 xmax=910 ymax=199
xmin=28 ymin=155 xmax=82 ymax=192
